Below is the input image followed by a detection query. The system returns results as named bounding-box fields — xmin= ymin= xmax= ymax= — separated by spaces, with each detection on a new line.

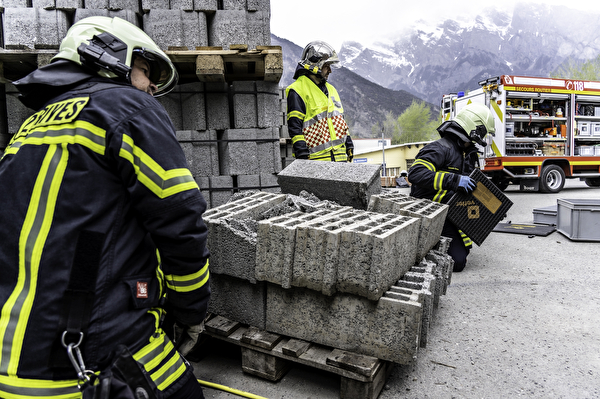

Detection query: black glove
xmin=347 ymin=148 xmax=354 ymax=162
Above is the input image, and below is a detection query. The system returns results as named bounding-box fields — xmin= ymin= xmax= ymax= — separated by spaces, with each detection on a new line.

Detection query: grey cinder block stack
xmin=204 ymin=190 xmax=454 ymax=365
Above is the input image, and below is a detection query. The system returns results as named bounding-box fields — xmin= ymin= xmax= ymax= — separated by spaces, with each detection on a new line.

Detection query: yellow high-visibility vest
xmin=286 ymin=75 xmax=350 ymax=161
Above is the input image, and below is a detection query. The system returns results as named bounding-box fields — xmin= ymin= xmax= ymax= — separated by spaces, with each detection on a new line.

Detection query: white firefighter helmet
xmin=53 ymin=16 xmax=178 ymax=96
xmin=299 ymin=41 xmax=340 ymax=75
xmin=453 ymin=103 xmax=496 ymax=146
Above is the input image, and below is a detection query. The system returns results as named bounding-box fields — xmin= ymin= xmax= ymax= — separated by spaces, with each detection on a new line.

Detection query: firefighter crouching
xmin=0 ymin=17 xmax=210 ymax=398
xmin=409 ymin=103 xmax=495 ymax=272
xmin=286 ymin=41 xmax=355 ymax=162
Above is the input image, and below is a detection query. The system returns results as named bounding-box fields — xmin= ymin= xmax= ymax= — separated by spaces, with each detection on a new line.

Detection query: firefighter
xmin=408 ymin=103 xmax=495 ymax=272
xmin=286 ymin=41 xmax=354 ymax=162
xmin=0 ymin=17 xmax=210 ymax=398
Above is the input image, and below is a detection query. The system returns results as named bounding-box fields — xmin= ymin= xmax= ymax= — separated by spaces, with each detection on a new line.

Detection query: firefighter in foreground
xmin=286 ymin=41 xmax=354 ymax=162
xmin=0 ymin=17 xmax=210 ymax=398
xmin=409 ymin=103 xmax=495 ymax=272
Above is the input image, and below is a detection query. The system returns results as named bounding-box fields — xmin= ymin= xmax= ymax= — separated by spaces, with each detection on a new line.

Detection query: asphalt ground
xmin=191 ymin=179 xmax=600 ymax=399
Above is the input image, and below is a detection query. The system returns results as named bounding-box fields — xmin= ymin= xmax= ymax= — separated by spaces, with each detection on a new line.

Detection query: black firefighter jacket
xmin=408 ymin=129 xmax=479 ymax=204
xmin=0 ymin=63 xmax=210 ymax=398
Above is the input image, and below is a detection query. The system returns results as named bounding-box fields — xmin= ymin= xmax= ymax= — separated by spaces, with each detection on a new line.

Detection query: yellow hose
xmin=197 ymin=379 xmax=269 ymax=399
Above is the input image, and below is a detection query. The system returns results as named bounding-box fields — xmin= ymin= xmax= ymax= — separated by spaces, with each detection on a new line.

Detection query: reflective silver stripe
xmin=302 ymin=110 xmax=343 ymax=130
xmin=309 ymin=138 xmax=345 ymax=154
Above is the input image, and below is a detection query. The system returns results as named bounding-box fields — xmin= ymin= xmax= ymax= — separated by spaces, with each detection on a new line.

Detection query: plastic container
xmin=533 ymin=205 xmax=557 ymax=225
xmin=557 ymin=199 xmax=600 ymax=241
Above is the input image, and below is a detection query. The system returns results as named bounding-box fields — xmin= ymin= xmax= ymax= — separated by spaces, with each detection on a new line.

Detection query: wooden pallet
xmin=166 ymin=45 xmax=283 ymax=84
xmin=202 ymin=315 xmax=394 ymax=399
xmin=0 ymin=45 xmax=283 ymax=84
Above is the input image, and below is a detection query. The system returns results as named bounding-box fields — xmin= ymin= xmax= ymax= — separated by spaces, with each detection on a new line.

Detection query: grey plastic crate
xmin=557 ymin=199 xmax=600 ymax=241
xmin=533 ymin=205 xmax=557 ymax=225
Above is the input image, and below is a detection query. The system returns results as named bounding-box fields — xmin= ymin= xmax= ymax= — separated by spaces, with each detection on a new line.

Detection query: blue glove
xmin=457 ymin=175 xmax=476 ymax=193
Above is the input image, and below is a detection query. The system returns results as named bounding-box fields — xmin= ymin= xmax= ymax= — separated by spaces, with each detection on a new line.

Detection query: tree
xmin=394 ymin=101 xmax=438 ymax=144
xmin=371 ymin=111 xmax=399 ymax=139
xmin=551 ymin=55 xmax=600 ymax=81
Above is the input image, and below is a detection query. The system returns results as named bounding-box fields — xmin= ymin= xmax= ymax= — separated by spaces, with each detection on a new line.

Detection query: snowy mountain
xmin=339 ymin=4 xmax=600 ymax=105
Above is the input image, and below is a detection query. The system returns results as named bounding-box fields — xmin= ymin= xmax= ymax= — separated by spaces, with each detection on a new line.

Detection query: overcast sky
xmin=270 ymin=0 xmax=597 ymax=51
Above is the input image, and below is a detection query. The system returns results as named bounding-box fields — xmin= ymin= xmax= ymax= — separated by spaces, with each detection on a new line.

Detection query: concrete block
xmin=176 ymin=130 xmax=219 ymax=177
xmin=222 ymin=0 xmax=244 ymax=10
xmin=170 ymin=0 xmax=194 ymax=11
xmin=196 ymin=176 xmax=211 ymax=208
xmin=246 ymin=10 xmax=270 ymax=48
xmin=403 ymin=260 xmax=440 ymax=309
xmin=141 ymin=0 xmax=168 ymax=12
xmin=74 ymin=9 xmax=138 ymax=24
xmin=0 ymin=0 xmax=28 ymax=7
xmin=425 ymin=250 xmax=454 ymax=295
xmin=367 ymin=191 xmax=418 ymax=214
xmin=194 ymin=0 xmax=217 ymax=11
xmin=266 ymin=284 xmax=422 ymax=365
xmin=260 ymin=173 xmax=280 ymax=193
xmin=208 ymin=175 xmax=234 ymax=208
xmin=3 ymin=83 xmax=34 ymax=135
xmin=208 ymin=10 xmax=246 ymax=48
xmin=256 ymin=81 xmax=280 ymax=128
xmin=143 ymin=9 xmax=208 ymax=50
xmin=221 ymin=128 xmax=259 ymax=175
xmin=157 ymin=86 xmax=183 ymax=131
xmin=208 ymin=273 xmax=267 ymax=330
xmin=232 ymin=81 xmax=257 ymax=128
xmin=55 ymin=0 xmax=84 ymax=10
xmin=31 ymin=0 xmax=56 ymax=10
xmin=3 ymin=8 xmax=69 ymax=50
xmin=246 ymin=0 xmax=269 ymax=12
xmin=393 ymin=277 xmax=435 ymax=348
xmin=205 ymin=82 xmax=230 ymax=130
xmin=257 ymin=128 xmax=280 ymax=174
xmin=181 ymin=82 xmax=206 ymax=131
xmin=238 ymin=174 xmax=261 ymax=193
xmin=277 ymin=159 xmax=382 ymax=210
xmin=205 ymin=216 xmax=258 ymax=282
xmin=85 ymin=0 xmax=139 ymax=10
xmin=203 ymin=191 xmax=287 ymax=221
xmin=396 ymin=199 xmax=448 ymax=262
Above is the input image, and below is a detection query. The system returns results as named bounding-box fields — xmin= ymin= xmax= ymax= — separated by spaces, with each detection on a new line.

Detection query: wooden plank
xmin=240 ymin=326 xmax=282 ymax=350
xmin=340 ymin=361 xmax=394 ymax=399
xmin=204 ymin=315 xmax=241 ymax=336
xmin=282 ymin=339 xmax=311 ymax=357
xmin=241 ymin=347 xmax=290 ymax=381
xmin=195 ymin=54 xmax=225 ymax=82
xmin=326 ymin=349 xmax=380 ymax=378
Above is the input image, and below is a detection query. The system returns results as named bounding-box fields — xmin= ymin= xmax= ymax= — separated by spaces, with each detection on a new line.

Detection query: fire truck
xmin=441 ymin=75 xmax=600 ymax=193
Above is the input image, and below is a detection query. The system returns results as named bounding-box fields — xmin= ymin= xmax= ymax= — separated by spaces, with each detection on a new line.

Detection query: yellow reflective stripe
xmin=0 ymin=374 xmax=80 ymax=399
xmin=491 ymin=101 xmax=503 ymax=123
xmin=151 ymin=353 xmax=186 ymax=390
xmin=491 ymin=140 xmax=502 ymax=157
xmin=287 ymin=110 xmax=305 ymax=120
xmin=0 ymin=144 xmax=68 ymax=375
xmin=412 ymin=159 xmax=436 ymax=172
xmin=4 ymin=121 xmax=106 ymax=157
xmin=433 ymin=190 xmax=447 ymax=203
xmin=460 ymin=230 xmax=473 ymax=247
xmin=327 ymin=118 xmax=337 ymax=141
xmin=133 ymin=330 xmax=186 ymax=392
xmin=165 ymin=260 xmax=209 ymax=293
xmin=119 ymin=134 xmax=198 ymax=199
xmin=433 ymin=171 xmax=447 ymax=191
xmin=291 ymin=135 xmax=306 ymax=145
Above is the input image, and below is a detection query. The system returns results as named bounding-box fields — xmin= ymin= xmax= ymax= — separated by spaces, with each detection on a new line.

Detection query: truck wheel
xmin=540 ymin=165 xmax=565 ymax=193
xmin=584 ymin=178 xmax=600 ymax=187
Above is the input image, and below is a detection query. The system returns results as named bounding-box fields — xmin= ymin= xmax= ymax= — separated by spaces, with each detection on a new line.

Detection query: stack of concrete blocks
xmin=1 ymin=0 xmax=283 ymax=209
xmin=204 ymin=185 xmax=453 ymax=365
xmin=368 ymin=190 xmax=449 ymax=261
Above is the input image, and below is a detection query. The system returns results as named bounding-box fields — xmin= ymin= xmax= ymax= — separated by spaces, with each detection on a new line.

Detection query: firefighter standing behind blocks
xmin=409 ymin=103 xmax=495 ymax=272
xmin=0 ymin=17 xmax=209 ymax=398
xmin=286 ymin=41 xmax=354 ymax=162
